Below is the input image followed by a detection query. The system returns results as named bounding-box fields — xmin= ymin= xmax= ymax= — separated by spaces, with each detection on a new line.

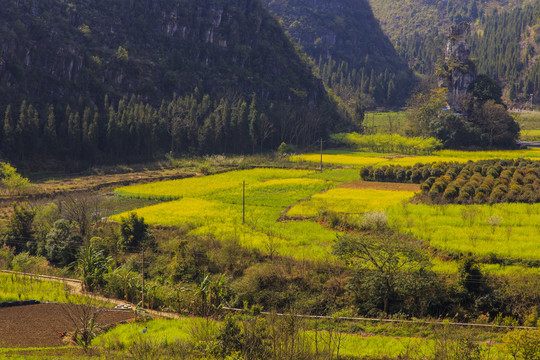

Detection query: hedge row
xmin=360 ymin=159 xmax=540 ymax=204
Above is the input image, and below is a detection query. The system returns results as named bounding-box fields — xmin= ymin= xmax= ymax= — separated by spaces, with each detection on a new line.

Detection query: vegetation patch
xmin=292 ymin=149 xmax=540 ymax=167
xmin=287 ymin=188 xmax=416 ymax=217
xmin=113 ymin=169 xmax=341 ymax=259
xmin=389 ymin=203 xmax=540 ymax=263
xmin=331 ymin=132 xmax=442 ymax=154
xmin=0 ymin=272 xmax=82 ymax=303
xmin=361 ymin=159 xmax=540 ymax=204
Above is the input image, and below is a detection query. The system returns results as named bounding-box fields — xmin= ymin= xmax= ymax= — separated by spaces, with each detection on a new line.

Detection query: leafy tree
xmin=334 ymin=231 xmax=430 ymax=314
xmin=503 ymin=329 xmax=540 ymax=360
xmin=469 ymin=74 xmax=503 ymax=104
xmin=248 ymin=95 xmax=259 ymax=154
xmin=0 ymin=162 xmax=30 ymax=194
xmin=406 ymin=88 xmax=447 ymax=137
xmin=44 ymin=219 xmax=82 ymax=267
xmin=458 ymin=257 xmax=490 ymax=305
xmin=473 ymin=100 xmax=520 ymax=147
xmin=119 ymin=212 xmax=154 ymax=250
xmin=429 ymin=112 xmax=477 ymax=148
xmin=194 ymin=273 xmax=231 ymax=318
xmin=4 ymin=202 xmax=35 ymax=253
xmin=353 ymin=97 xmax=365 ymax=128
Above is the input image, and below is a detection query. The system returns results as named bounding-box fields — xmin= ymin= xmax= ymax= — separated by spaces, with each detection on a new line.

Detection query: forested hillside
xmin=262 ymin=0 xmax=415 ymax=109
xmin=471 ymin=1 xmax=540 ymax=104
xmin=0 ymin=0 xmax=346 ymax=166
xmin=369 ymin=0 xmax=525 ymax=76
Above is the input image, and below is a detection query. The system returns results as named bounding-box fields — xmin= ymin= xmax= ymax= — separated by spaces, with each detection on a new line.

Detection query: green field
xmin=115 ymin=169 xmax=343 ymax=259
xmin=292 ymin=149 xmax=540 ymax=167
xmin=113 ymin=168 xmax=414 ymax=260
xmin=521 ymin=129 xmax=540 ymax=141
xmin=364 ymin=111 xmax=408 ymax=135
xmin=93 ymin=317 xmax=518 ymax=359
xmin=390 ymin=203 xmax=540 ymax=262
xmin=114 ymin=162 xmax=540 ymax=271
xmin=287 ymin=188 xmax=416 ymax=217
xmin=0 ymin=273 xmax=88 ymax=304
xmin=94 ymin=317 xmax=437 ymax=359
xmin=513 ymin=111 xmax=540 ymax=131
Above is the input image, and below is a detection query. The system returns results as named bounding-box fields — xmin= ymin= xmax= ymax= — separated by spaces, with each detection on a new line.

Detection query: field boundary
xmin=222 ymin=307 xmax=537 ymax=330
xmin=3 ymin=270 xmax=536 ymax=330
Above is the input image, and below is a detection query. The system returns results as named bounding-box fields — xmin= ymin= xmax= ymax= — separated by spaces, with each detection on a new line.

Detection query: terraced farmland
xmin=114 ymin=168 xmax=415 ymax=260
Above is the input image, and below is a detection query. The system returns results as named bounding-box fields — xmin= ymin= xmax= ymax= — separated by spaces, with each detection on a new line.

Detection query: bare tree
xmin=60 ymin=296 xmax=102 ymax=352
xmin=58 ymin=193 xmax=100 ymax=240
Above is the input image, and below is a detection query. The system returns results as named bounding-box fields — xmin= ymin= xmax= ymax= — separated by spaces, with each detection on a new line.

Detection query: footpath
xmin=2 ymin=269 xmax=536 ymax=330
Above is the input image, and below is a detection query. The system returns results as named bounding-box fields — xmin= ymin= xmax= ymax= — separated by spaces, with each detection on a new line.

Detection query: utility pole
xmin=530 ymin=94 xmax=534 ymax=111
xmin=242 ymin=180 xmax=245 ymax=224
xmin=141 ymin=247 xmax=145 ymax=309
xmin=320 ymin=137 xmax=323 ymax=173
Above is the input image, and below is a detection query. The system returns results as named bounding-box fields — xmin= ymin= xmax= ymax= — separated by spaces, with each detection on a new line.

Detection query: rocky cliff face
xmin=0 ymin=0 xmax=333 ymax=113
xmin=439 ymin=22 xmax=476 ymax=112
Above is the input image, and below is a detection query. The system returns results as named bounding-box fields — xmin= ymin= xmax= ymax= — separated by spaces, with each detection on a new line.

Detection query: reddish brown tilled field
xmin=0 ymin=303 xmax=133 ymax=348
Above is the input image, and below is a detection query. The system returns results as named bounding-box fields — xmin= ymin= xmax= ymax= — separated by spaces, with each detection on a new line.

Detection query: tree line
xmin=0 ymin=92 xmax=336 ymax=164
xmin=470 ymin=1 xmax=540 ymax=104
xmin=317 ymin=58 xmax=410 ymax=108
xmin=360 ymin=159 xmax=540 ymax=204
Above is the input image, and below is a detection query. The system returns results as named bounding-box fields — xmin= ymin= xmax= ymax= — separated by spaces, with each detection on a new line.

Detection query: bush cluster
xmin=360 ymin=159 xmax=540 ymax=204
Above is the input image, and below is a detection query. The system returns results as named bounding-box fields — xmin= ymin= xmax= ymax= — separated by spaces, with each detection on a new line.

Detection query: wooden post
xmin=141 ymin=247 xmax=145 ymax=309
xmin=320 ymin=137 xmax=323 ymax=173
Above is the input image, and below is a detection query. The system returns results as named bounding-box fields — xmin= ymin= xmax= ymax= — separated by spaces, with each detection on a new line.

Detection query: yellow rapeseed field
xmin=113 ymin=169 xmax=341 ymax=259
xmin=292 ymin=149 xmax=540 ymax=167
xmin=287 ymin=188 xmax=416 ymax=217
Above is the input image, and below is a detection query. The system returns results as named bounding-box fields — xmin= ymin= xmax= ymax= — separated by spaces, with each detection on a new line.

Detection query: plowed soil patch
xmin=0 ymin=303 xmax=133 ymax=348
xmin=341 ymin=181 xmax=420 ymax=192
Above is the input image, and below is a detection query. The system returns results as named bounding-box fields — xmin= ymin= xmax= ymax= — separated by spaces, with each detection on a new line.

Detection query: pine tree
xmin=248 ymin=95 xmax=259 ymax=154
xmin=16 ymin=101 xmax=28 ymax=159
xmin=235 ymin=101 xmax=248 ymax=153
xmin=26 ymin=104 xmax=40 ymax=155
xmin=3 ymin=105 xmax=14 ymax=153
xmin=387 ymin=79 xmax=396 ymax=104
xmin=44 ymin=105 xmax=58 ymax=152
xmin=88 ymin=112 xmax=100 ymax=152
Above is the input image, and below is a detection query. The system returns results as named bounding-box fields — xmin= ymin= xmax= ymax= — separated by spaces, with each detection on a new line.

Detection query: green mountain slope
xmin=0 ymin=0 xmax=345 ymax=165
xmin=262 ymin=0 xmax=415 ymax=108
xmin=471 ymin=2 xmax=540 ymax=104
xmin=368 ymin=0 xmax=526 ymax=75
xmin=369 ymin=0 xmax=525 ymax=42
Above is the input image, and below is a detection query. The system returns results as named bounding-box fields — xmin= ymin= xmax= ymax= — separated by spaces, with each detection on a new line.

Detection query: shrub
xmin=486 ymin=167 xmax=499 ymax=177
xmin=359 ymin=167 xmax=370 ymax=180
xmin=384 ymin=167 xmax=395 ymax=181
xmin=0 ymin=162 xmax=30 ymax=194
xmin=277 ymin=142 xmax=297 ymax=154
xmin=360 ymin=211 xmax=388 ymax=230
xmin=430 ymin=181 xmax=445 ymax=194
xmin=374 ymin=168 xmax=385 ymax=181
xmin=459 ymin=184 xmax=475 ymax=200
xmin=443 ymin=184 xmax=459 ymax=199
xmin=411 ymin=171 xmax=422 ymax=183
